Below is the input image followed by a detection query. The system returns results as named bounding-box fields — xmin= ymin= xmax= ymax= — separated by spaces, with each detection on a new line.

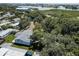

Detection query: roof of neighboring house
xmin=13 ymin=18 xmax=20 ymax=22
xmin=10 ymin=22 xmax=19 ymax=26
xmin=0 ymin=29 xmax=13 ymax=37
xmin=57 ymin=6 xmax=66 ymax=9
xmin=0 ymin=29 xmax=19 ymax=37
xmin=0 ymin=12 xmax=15 ymax=20
xmin=0 ymin=22 xmax=11 ymax=26
xmin=3 ymin=12 xmax=15 ymax=17
xmin=16 ymin=29 xmax=32 ymax=40
xmin=0 ymin=48 xmax=8 ymax=56
xmin=13 ymin=29 xmax=33 ymax=43
xmin=0 ymin=47 xmax=27 ymax=56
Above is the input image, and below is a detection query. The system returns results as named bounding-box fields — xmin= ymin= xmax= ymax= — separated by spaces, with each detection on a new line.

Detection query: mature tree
xmin=41 ymin=42 xmax=65 ymax=56
xmin=41 ymin=17 xmax=59 ymax=33
xmin=31 ymin=10 xmax=79 ymax=56
xmin=19 ymin=18 xmax=30 ymax=30
xmin=27 ymin=10 xmax=45 ymax=22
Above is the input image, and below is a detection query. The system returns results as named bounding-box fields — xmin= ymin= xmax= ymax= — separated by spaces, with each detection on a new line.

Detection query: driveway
xmin=0 ymin=43 xmax=12 ymax=48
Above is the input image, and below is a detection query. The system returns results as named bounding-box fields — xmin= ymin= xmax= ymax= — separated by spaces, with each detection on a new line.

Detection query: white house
xmin=0 ymin=47 xmax=27 ymax=56
xmin=12 ymin=18 xmax=20 ymax=22
xmin=0 ymin=29 xmax=13 ymax=38
xmin=0 ymin=29 xmax=19 ymax=38
xmin=57 ymin=6 xmax=66 ymax=10
xmin=0 ymin=21 xmax=11 ymax=27
xmin=10 ymin=18 xmax=20 ymax=28
xmin=0 ymin=48 xmax=8 ymax=56
xmin=10 ymin=22 xmax=19 ymax=27
xmin=3 ymin=12 xmax=15 ymax=18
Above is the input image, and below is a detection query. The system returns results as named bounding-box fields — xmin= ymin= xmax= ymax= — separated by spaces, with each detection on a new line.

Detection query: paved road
xmin=0 ymin=43 xmax=12 ymax=48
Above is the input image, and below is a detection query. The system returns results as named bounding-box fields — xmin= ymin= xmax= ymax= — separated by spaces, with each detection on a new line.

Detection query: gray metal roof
xmin=14 ymin=29 xmax=33 ymax=42
xmin=0 ymin=29 xmax=13 ymax=37
xmin=0 ymin=47 xmax=27 ymax=56
xmin=0 ymin=29 xmax=18 ymax=37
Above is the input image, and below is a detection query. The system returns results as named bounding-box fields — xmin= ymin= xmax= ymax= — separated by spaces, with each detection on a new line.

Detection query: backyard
xmin=4 ymin=34 xmax=15 ymax=43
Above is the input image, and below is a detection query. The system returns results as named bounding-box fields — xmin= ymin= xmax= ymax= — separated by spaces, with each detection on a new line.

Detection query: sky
xmin=0 ymin=0 xmax=79 ymax=4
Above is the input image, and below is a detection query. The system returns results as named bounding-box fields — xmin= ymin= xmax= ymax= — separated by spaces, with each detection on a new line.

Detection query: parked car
xmin=25 ymin=51 xmax=33 ymax=56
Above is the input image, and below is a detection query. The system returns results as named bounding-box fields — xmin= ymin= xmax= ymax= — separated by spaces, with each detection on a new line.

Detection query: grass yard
xmin=12 ymin=44 xmax=34 ymax=53
xmin=4 ymin=34 xmax=15 ymax=43
xmin=12 ymin=44 xmax=31 ymax=50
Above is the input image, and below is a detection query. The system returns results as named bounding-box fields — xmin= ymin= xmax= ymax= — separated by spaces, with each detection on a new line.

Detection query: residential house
xmin=12 ymin=29 xmax=33 ymax=46
xmin=0 ymin=47 xmax=27 ymax=56
xmin=0 ymin=29 xmax=18 ymax=38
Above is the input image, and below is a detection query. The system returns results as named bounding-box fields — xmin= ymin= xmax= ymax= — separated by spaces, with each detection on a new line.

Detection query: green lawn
xmin=4 ymin=34 xmax=15 ymax=43
xmin=12 ymin=44 xmax=31 ymax=50
xmin=5 ymin=34 xmax=34 ymax=53
xmin=12 ymin=44 xmax=29 ymax=50
xmin=12 ymin=44 xmax=34 ymax=53
xmin=12 ymin=44 xmax=34 ymax=54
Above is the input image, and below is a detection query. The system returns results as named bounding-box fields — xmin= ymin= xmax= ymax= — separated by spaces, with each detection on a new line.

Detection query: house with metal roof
xmin=10 ymin=18 xmax=20 ymax=27
xmin=0 ymin=48 xmax=8 ymax=56
xmin=0 ymin=29 xmax=18 ymax=38
xmin=12 ymin=29 xmax=33 ymax=46
xmin=0 ymin=29 xmax=13 ymax=38
xmin=0 ymin=21 xmax=11 ymax=27
xmin=0 ymin=47 xmax=27 ymax=56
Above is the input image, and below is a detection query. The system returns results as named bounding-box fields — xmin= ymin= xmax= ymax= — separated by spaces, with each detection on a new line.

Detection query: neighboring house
xmin=10 ymin=18 xmax=20 ymax=29
xmin=12 ymin=18 xmax=20 ymax=22
xmin=2 ymin=12 xmax=15 ymax=18
xmin=0 ymin=28 xmax=18 ymax=44
xmin=0 ymin=12 xmax=15 ymax=20
xmin=0 ymin=29 xmax=13 ymax=38
xmin=0 ymin=47 xmax=27 ymax=56
xmin=0 ymin=29 xmax=18 ymax=38
xmin=0 ymin=19 xmax=20 ymax=29
xmin=12 ymin=29 xmax=33 ymax=46
xmin=46 ymin=15 xmax=51 ymax=17
xmin=11 ymin=18 xmax=20 ymax=23
xmin=0 ymin=22 xmax=11 ymax=27
xmin=0 ymin=48 xmax=8 ymax=56
xmin=10 ymin=22 xmax=19 ymax=27
xmin=57 ymin=6 xmax=66 ymax=10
